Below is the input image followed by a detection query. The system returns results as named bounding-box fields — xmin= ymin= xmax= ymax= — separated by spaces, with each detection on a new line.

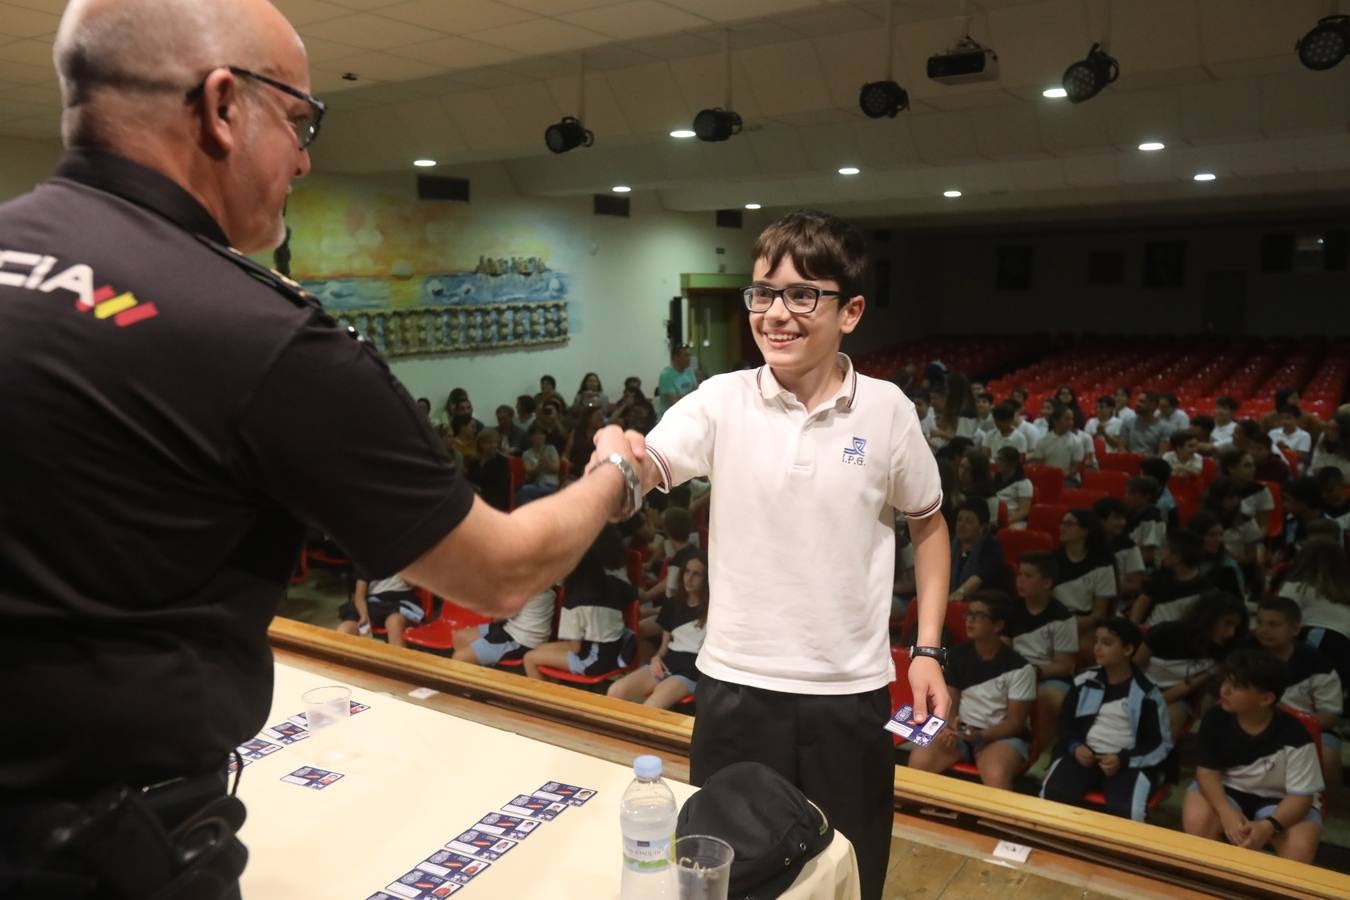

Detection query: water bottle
xmin=619 ymin=754 xmax=678 ymax=899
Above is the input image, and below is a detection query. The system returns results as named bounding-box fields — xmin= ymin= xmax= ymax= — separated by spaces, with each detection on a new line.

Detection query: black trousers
xmin=690 ymin=675 xmax=895 ymax=900
xmin=1040 ymin=753 xmax=1159 ymax=821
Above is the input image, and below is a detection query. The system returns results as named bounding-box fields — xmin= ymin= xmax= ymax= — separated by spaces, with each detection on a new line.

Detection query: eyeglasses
xmin=186 ymin=66 xmax=326 ymax=150
xmin=742 ymin=284 xmax=847 ymax=314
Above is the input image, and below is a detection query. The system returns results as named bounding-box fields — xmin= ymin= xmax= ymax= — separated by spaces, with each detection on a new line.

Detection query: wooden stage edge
xmin=270 ymin=619 xmax=1349 ymax=900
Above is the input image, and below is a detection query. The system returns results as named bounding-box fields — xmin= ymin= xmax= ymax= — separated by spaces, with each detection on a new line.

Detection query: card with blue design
xmin=236 ymin=737 xmax=281 ymax=761
xmin=533 ymin=781 xmax=597 ymax=807
xmin=501 ymin=793 xmax=567 ymax=821
xmin=470 ymin=811 xmax=542 ymax=841
xmin=262 ymin=720 xmax=309 ymax=744
xmin=420 ymin=851 xmax=489 ymax=885
xmin=382 ymin=864 xmax=463 ymax=898
xmin=280 ymin=765 xmax=344 ymax=789
xmin=445 ymin=828 xmax=517 ymax=861
xmin=884 ymin=704 xmax=947 ymax=746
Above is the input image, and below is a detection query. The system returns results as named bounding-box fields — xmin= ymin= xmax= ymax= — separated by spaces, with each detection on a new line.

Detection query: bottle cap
xmin=633 ymin=755 xmax=662 ymax=779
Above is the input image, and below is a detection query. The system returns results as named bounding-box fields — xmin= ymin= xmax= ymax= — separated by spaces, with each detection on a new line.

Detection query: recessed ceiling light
xmin=838 ymin=166 xmax=861 ymax=176
xmin=1193 ymin=172 xmax=1216 ymax=182
xmin=413 ymin=159 xmax=437 ymax=168
xmin=1138 ymin=141 xmax=1165 ymax=152
xmin=943 ymin=189 xmax=962 ymax=198
xmin=670 ymin=129 xmax=696 ymax=139
xmin=744 ymin=203 xmax=762 ymax=210
xmin=612 ymin=185 xmax=632 ymax=193
xmin=1042 ymin=87 xmax=1068 ymax=99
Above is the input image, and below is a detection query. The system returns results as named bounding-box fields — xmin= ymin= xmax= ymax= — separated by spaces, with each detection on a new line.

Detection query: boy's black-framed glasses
xmin=742 ymin=284 xmax=847 ymax=314
xmin=186 ymin=66 xmax=326 ymax=150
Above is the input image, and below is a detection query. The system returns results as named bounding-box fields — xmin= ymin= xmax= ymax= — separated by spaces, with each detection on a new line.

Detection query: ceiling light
xmin=1138 ymin=141 xmax=1165 ymax=152
xmin=1062 ymin=42 xmax=1119 ymax=103
xmin=612 ymin=185 xmax=631 ymax=193
xmin=693 ymin=108 xmax=742 ymax=142
xmin=744 ymin=203 xmax=761 ymax=210
xmin=838 ymin=166 xmax=861 ymax=176
xmin=1297 ymin=16 xmax=1350 ymax=70
xmin=544 ymin=116 xmax=593 ymax=154
xmin=858 ymin=80 xmax=910 ymax=118
xmin=1042 ymin=86 xmax=1068 ymax=99
xmin=943 ymin=189 xmax=962 ymax=198
xmin=1193 ymin=172 xmax=1216 ymax=182
xmin=670 ymin=128 xmax=696 ymax=139
xmin=413 ymin=159 xmax=437 ymax=168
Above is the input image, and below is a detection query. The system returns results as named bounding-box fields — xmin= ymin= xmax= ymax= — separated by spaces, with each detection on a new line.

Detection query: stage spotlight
xmin=1062 ymin=43 xmax=1118 ymax=103
xmin=858 ymin=80 xmax=909 ymax=118
xmin=692 ymin=108 xmax=742 ymax=142
xmin=1297 ymin=16 xmax=1350 ymax=71
xmin=544 ymin=116 xmax=593 ymax=154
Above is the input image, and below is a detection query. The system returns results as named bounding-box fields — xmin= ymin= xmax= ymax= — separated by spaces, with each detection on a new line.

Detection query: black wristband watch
xmin=909 ymin=645 xmax=948 ymax=668
xmin=1260 ymin=815 xmax=1285 ymax=835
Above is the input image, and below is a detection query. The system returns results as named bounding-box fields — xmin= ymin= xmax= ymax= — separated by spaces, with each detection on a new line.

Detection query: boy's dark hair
xmin=1222 ymin=649 xmax=1289 ymax=698
xmin=1160 ymin=393 xmax=1179 ymax=408
xmin=1316 ymin=465 xmax=1346 ymax=487
xmin=416 ymin=396 xmax=430 ymax=406
xmin=995 ymin=444 xmax=1022 ymax=470
xmin=957 ymin=497 xmax=991 ymax=525
xmin=992 ymin=402 xmax=1015 ymax=422
xmin=1093 ymin=496 xmax=1128 ymax=520
xmin=947 ymin=436 xmax=975 ymax=458
xmin=496 ymin=404 xmax=514 ymax=417
xmin=1238 ymin=419 xmax=1264 ymax=440
xmin=1126 ymin=475 xmax=1162 ymax=502
xmin=540 ymin=374 xmax=557 ymax=389
xmin=1216 ymin=396 xmax=1238 ymax=412
xmin=1051 ymin=404 xmax=1073 ymax=423
xmin=1096 ymin=395 xmax=1115 ymax=408
xmin=752 ymin=209 xmax=868 ymax=299
xmin=1098 ymin=616 xmax=1143 ymax=655
xmin=966 ymin=589 xmax=1012 ymax=625
xmin=1139 ymin=458 xmax=1172 ymax=486
xmin=1166 ymin=528 xmax=1203 ymax=567
xmin=977 ymin=391 xmax=994 ymax=403
xmin=1257 ymin=596 xmax=1302 ymax=626
xmin=449 ymin=387 xmax=469 ymax=403
xmin=662 ymin=506 xmax=694 ymax=542
xmin=1285 ymin=476 xmax=1322 ymax=508
xmin=517 ymin=394 xmax=536 ymax=414
xmin=1281 ymin=403 xmax=1302 ymax=419
xmin=1169 ymin=429 xmax=1196 ymax=450
xmin=907 ymin=387 xmax=931 ymax=404
xmin=1191 ymin=414 xmax=1215 ymax=434
xmin=1018 ymin=551 xmax=1057 ymax=581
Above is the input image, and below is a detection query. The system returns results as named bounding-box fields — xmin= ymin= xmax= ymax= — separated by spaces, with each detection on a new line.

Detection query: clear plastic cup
xmin=675 ymin=835 xmax=734 ymax=900
xmin=301 ymin=685 xmax=351 ymax=734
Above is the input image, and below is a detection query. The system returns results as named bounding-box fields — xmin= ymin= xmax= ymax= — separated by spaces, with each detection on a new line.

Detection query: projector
xmin=927 ymin=39 xmax=998 ymax=85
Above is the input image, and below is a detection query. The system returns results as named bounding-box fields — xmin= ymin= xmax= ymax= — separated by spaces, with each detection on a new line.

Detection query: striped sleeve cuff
xmin=647 ymin=445 xmax=674 ymax=494
xmin=903 ymin=492 xmax=944 ymax=520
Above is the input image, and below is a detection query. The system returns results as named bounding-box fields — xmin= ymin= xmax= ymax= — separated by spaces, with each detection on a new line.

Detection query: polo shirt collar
xmin=755 ymin=353 xmax=858 ymax=410
xmin=54 ymin=148 xmax=230 ymax=245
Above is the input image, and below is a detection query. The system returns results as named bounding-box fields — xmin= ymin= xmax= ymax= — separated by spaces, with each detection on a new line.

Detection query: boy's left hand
xmin=908 ymin=656 xmax=950 ymax=723
xmin=1239 ymin=818 xmax=1275 ymax=851
xmin=1097 ymin=753 xmax=1121 ymax=776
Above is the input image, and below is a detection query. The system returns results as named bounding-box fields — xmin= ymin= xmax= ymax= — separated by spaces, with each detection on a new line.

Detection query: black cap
xmin=676 ymin=762 xmax=834 ymax=900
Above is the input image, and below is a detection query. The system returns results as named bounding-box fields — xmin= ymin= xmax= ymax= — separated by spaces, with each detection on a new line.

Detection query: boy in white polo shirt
xmin=629 ymin=210 xmax=951 ymax=900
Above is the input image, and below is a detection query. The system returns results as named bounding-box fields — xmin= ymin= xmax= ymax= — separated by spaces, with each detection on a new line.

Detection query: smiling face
xmin=749 ymin=254 xmax=863 ymax=385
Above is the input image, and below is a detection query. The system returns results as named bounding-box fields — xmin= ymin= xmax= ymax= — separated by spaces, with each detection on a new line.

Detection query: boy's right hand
xmin=1073 ymin=744 xmax=1096 ymax=767
xmin=649 ymin=657 xmax=668 ymax=679
xmin=1219 ymin=807 xmax=1251 ymax=846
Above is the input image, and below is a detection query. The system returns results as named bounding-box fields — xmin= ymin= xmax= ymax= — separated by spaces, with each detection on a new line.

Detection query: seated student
xmin=534 ymin=397 xmax=568 ymax=452
xmin=1157 ymin=393 xmax=1190 ymax=437
xmin=907 ymin=388 xmax=934 ymax=440
xmin=608 ymin=553 xmax=709 ymax=709
xmin=524 ymin=526 xmax=637 ymax=679
xmin=975 ymin=402 xmax=1029 ymax=459
xmin=1205 ymin=478 xmax=1266 ymax=581
xmin=637 ymin=507 xmax=698 ymax=647
xmin=972 ymin=391 xmax=997 ymax=438
xmin=515 ymin=424 xmax=561 ymax=506
xmin=1030 ymin=406 xmax=1085 ymax=483
xmin=1114 ymin=391 xmax=1167 ymax=455
xmin=1202 ymin=396 xmax=1240 ymax=455
xmin=991 ymin=445 xmax=1033 ymax=528
xmin=1041 ymin=617 xmax=1171 ymax=821
xmin=1189 ymin=414 xmax=1215 ymax=449
xmin=515 ymin=393 xmax=537 ymax=432
xmin=467 ymin=427 xmax=511 ymax=511
xmin=495 ymin=404 xmax=528 ymax=454
xmin=1277 ymin=538 xmax=1350 ymax=644
xmin=957 ymin=448 xmax=996 ymax=507
xmin=1123 ymin=475 xmax=1167 ymax=567
xmin=1218 ymin=448 xmax=1277 ymax=536
xmin=452 ymin=587 xmax=556 ymax=667
xmin=1182 ymin=650 xmax=1324 ymax=864
xmin=1008 ymin=553 xmax=1078 ymax=750
xmin=1140 ymin=458 xmax=1177 ymax=526
xmin=1085 ymin=395 xmax=1121 ymax=441
xmin=447 ymin=413 xmax=480 ymax=466
xmin=1053 ymin=509 xmax=1119 ymax=628
xmin=1315 ymin=465 xmax=1350 ymax=532
xmin=1269 ymin=404 xmax=1312 ymax=468
xmin=1093 ymin=497 xmax=1148 ymax=598
xmin=1278 ymin=476 xmax=1327 ymax=562
xmin=1030 ymin=398 xmax=1056 ymax=441
xmin=1250 ymin=598 xmax=1343 ymax=788
xmin=1130 ymin=529 xmax=1212 ymax=626
xmin=950 ymin=499 xmax=1006 ymax=599
xmin=907 ymin=593 xmax=1037 ymax=790
xmin=336 ymin=573 xmax=425 ymax=648
xmin=1134 ymin=590 xmax=1248 ymax=740
xmin=1310 ymin=412 xmax=1350 ymax=480
xmin=1185 ymin=510 xmax=1247 ymax=598
xmin=1162 ymin=429 xmax=1204 ymax=479
xmin=1249 ymin=433 xmax=1292 ymax=488
xmin=1113 ymin=387 xmax=1136 ymax=427
xmin=1011 ymin=399 xmax=1043 ymax=449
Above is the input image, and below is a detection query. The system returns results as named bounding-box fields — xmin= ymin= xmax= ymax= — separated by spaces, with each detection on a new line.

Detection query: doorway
xmin=686 ymin=289 xmax=758 ymax=376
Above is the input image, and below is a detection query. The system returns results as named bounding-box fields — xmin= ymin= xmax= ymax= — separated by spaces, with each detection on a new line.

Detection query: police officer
xmin=0 ymin=1 xmax=644 ymax=896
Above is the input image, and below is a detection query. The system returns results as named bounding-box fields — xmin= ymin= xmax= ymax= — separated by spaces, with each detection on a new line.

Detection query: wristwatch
xmin=909 ymin=645 xmax=948 ymax=668
xmin=1260 ymin=815 xmax=1285 ymax=835
xmin=594 ymin=452 xmax=643 ymax=522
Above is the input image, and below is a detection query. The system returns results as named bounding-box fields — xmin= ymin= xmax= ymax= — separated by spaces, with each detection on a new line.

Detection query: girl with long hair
xmin=607 ymin=553 xmax=710 ymax=708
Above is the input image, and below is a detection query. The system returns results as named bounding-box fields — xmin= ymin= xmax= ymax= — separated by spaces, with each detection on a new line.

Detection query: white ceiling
xmin=1 ymin=0 xmax=1348 ymax=224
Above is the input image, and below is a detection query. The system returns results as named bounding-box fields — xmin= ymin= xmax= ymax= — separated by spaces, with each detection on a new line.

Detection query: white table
xmin=237 ymin=663 xmax=860 ymax=899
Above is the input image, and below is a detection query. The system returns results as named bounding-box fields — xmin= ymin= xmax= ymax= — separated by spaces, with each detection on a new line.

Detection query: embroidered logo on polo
xmin=842 ymin=436 xmax=867 ymax=466
xmin=0 ymin=251 xmax=158 ymax=327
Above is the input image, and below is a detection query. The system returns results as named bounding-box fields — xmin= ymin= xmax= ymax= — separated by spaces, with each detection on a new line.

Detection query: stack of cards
xmin=369 ymin=781 xmax=598 ymax=898
xmin=884 ymin=704 xmax=948 ymax=746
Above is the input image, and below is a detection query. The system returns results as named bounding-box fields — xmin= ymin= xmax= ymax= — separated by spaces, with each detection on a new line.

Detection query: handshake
xmin=585 ymin=425 xmax=653 ymax=521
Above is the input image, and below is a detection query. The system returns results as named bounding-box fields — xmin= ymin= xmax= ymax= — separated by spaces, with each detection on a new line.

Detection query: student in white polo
xmin=625 ymin=210 xmax=951 ymax=900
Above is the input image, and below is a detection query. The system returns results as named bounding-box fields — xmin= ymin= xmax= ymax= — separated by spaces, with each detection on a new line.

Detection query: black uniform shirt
xmin=0 ymin=150 xmax=474 ymax=797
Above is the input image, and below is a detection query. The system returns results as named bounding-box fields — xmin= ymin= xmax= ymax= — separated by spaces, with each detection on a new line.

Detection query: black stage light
xmin=1297 ymin=16 xmax=1350 ymax=71
xmin=544 ymin=116 xmax=593 ymax=154
xmin=858 ymin=80 xmax=909 ymax=118
xmin=1062 ymin=42 xmax=1119 ymax=103
xmin=692 ymin=108 xmax=742 ymax=143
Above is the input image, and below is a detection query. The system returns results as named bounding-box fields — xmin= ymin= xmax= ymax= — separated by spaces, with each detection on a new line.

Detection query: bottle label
xmin=623 ymin=834 xmax=673 ymax=872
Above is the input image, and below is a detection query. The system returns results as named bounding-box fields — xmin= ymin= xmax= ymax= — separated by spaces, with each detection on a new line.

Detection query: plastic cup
xmin=302 ymin=685 xmax=350 ymax=734
xmin=675 ymin=835 xmax=734 ymax=900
